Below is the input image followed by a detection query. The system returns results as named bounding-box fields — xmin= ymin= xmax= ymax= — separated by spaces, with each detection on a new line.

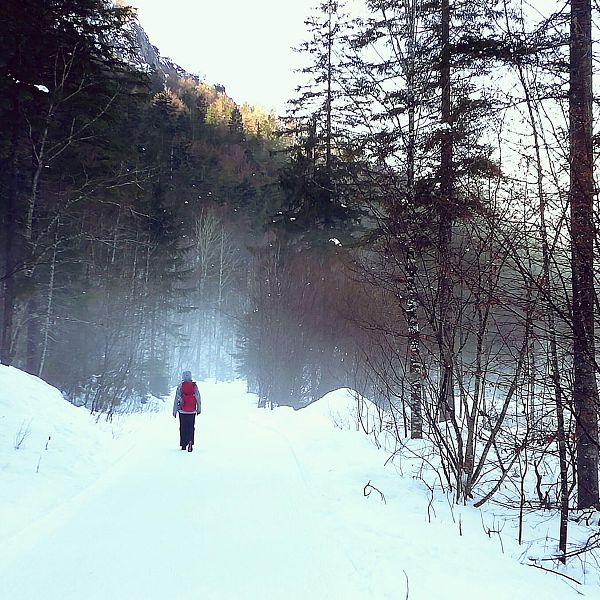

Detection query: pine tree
xmin=281 ymin=0 xmax=362 ymax=245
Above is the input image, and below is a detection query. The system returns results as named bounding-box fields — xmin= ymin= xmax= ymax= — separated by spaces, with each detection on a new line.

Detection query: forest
xmin=1 ymin=0 xmax=599 ymax=563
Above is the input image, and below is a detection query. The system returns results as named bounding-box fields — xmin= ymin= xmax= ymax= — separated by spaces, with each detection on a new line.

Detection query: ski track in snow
xmin=0 ymin=378 xmax=594 ymax=599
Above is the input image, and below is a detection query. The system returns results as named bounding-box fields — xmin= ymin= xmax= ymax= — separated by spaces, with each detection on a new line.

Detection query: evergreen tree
xmin=281 ymin=0 xmax=362 ymax=245
xmin=228 ymin=106 xmax=245 ymax=141
xmin=0 ymin=0 xmax=144 ymax=367
xmin=347 ymin=0 xmax=502 ymax=433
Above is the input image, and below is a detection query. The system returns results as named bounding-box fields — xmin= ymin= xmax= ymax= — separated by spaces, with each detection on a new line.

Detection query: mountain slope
xmin=129 ymin=17 xmax=199 ymax=85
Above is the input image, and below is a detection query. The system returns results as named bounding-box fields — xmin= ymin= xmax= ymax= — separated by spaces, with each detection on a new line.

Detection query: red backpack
xmin=180 ymin=381 xmax=197 ymax=412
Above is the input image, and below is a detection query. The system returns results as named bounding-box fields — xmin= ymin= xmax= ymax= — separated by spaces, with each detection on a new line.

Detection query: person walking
xmin=173 ymin=371 xmax=201 ymax=452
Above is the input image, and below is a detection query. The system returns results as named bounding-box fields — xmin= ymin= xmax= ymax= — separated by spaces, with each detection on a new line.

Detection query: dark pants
xmin=179 ymin=413 xmax=196 ymax=447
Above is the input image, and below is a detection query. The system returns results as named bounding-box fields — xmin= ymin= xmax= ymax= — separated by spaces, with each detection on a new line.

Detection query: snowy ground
xmin=0 ymin=366 xmax=598 ymax=599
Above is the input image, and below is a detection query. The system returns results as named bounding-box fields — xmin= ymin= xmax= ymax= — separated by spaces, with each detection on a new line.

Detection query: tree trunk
xmin=403 ymin=0 xmax=422 ymax=439
xmin=38 ymin=228 xmax=58 ymax=378
xmin=325 ymin=0 xmax=333 ymax=184
xmin=570 ymin=0 xmax=599 ymax=509
xmin=406 ymin=247 xmax=423 ymax=438
xmin=437 ymin=0 xmax=454 ymax=422
xmin=26 ymin=296 xmax=40 ymax=373
xmin=1 ymin=98 xmax=20 ymax=365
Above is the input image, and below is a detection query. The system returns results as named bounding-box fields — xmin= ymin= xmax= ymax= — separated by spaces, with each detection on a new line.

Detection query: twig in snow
xmin=422 ymin=480 xmax=437 ymax=523
xmin=36 ymin=436 xmax=51 ymax=473
xmin=480 ymin=513 xmax=505 ymax=553
xmin=363 ymin=480 xmax=386 ymax=503
xmin=14 ymin=420 xmax=32 ymax=449
xmin=527 ymin=562 xmax=583 ymax=589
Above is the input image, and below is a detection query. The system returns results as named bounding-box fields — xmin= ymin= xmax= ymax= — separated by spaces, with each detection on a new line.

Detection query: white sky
xmin=128 ymin=0 xmax=320 ymax=113
xmin=127 ymin=1 xmax=580 ymax=116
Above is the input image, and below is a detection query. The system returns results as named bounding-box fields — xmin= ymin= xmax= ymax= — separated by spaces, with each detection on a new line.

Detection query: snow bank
xmin=296 ymin=386 xmax=600 ymax=592
xmin=1 ymin=365 xmax=91 ymax=451
xmin=301 ymin=387 xmax=384 ymax=431
xmin=0 ymin=365 xmax=135 ymax=541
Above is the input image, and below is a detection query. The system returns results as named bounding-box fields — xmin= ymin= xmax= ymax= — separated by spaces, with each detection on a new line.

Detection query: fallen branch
xmin=527 ymin=562 xmax=582 ymax=588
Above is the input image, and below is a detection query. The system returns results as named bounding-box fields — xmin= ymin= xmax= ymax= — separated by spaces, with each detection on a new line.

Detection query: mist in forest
xmin=2 ymin=0 xmax=600 ymax=563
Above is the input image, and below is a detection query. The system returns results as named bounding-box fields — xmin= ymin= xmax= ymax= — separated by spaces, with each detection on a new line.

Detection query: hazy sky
xmin=128 ymin=0 xmax=320 ymax=113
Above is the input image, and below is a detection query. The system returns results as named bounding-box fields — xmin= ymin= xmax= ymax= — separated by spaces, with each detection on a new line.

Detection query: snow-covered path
xmin=0 ymin=385 xmax=368 ymax=600
xmin=0 ymin=379 xmax=591 ymax=599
